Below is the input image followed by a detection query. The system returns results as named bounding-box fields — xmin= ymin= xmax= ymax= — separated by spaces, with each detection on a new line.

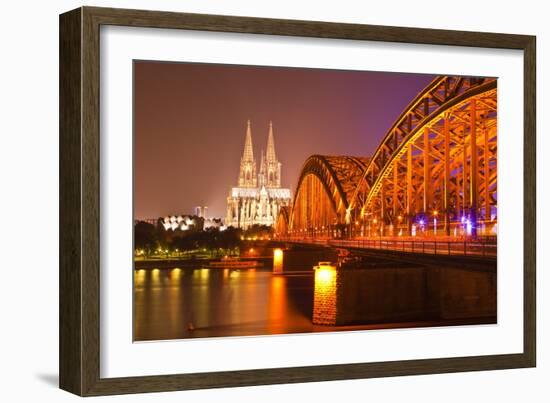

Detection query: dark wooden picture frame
xmin=59 ymin=6 xmax=536 ymax=396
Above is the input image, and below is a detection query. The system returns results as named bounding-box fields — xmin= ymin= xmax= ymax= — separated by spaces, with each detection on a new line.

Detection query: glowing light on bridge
xmin=466 ymin=220 xmax=473 ymax=236
xmin=316 ymin=265 xmax=335 ymax=283
xmin=273 ymin=248 xmax=284 ymax=274
xmin=313 ymin=263 xmax=338 ymax=325
xmin=276 ymin=76 xmax=498 ymax=241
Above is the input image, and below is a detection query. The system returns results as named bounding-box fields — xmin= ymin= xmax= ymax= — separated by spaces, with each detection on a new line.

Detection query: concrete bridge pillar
xmin=312 ymin=263 xmax=339 ymax=325
xmin=273 ymin=248 xmax=284 ymax=274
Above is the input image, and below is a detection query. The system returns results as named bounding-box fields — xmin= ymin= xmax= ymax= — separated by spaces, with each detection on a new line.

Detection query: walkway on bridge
xmin=277 ymin=237 xmax=497 ymax=258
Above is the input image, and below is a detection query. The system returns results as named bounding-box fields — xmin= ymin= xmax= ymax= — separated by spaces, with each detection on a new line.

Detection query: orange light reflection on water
xmin=171 ymin=267 xmax=181 ymax=281
xmin=268 ymin=275 xmax=287 ymax=333
xmin=151 ymin=268 xmax=160 ymax=284
xmin=135 ymin=269 xmax=146 ymax=286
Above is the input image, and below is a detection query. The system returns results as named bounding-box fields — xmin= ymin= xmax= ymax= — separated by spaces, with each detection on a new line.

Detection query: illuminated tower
xmin=226 ymin=120 xmax=291 ymax=229
xmin=238 ymin=120 xmax=257 ymax=188
xmin=265 ymin=121 xmax=282 ymax=188
xmin=258 ymin=150 xmax=266 ymax=187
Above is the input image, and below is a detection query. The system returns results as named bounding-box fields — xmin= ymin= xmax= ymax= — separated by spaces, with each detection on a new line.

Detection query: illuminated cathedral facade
xmin=226 ymin=120 xmax=292 ymax=229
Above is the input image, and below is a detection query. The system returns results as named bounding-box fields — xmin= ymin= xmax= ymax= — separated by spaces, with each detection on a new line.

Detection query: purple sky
xmin=134 ymin=61 xmax=436 ymax=219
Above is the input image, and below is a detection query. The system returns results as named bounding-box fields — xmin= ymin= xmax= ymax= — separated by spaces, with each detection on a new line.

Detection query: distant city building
xmin=195 ymin=206 xmax=208 ymax=219
xmin=226 ymin=120 xmax=292 ymax=229
xmin=161 ymin=215 xmax=198 ymax=231
xmin=158 ymin=214 xmax=226 ymax=232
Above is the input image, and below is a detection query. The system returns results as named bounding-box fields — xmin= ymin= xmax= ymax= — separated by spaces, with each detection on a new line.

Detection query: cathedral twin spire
xmin=266 ymin=121 xmax=277 ymax=163
xmin=227 ymin=121 xmax=291 ymax=229
xmin=242 ymin=120 xmax=255 ymax=162
xmin=238 ymin=120 xmax=281 ymax=189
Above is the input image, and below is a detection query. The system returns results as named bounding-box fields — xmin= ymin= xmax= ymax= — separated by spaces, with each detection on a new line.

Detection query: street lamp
xmin=397 ymin=215 xmax=403 ymax=237
xmin=433 ymin=210 xmax=438 ymax=236
xmin=418 ymin=219 xmax=425 ymax=236
xmin=371 ymin=217 xmax=381 ymax=240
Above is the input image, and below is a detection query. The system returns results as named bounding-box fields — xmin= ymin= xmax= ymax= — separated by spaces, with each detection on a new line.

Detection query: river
xmin=134 ymin=248 xmax=496 ymax=341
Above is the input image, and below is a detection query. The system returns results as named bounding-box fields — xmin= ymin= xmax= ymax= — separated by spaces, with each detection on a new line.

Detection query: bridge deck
xmin=276 ymin=237 xmax=496 ymax=258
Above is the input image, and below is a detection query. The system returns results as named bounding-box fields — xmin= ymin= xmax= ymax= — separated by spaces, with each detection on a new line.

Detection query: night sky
xmin=134 ymin=61 xmax=436 ymax=219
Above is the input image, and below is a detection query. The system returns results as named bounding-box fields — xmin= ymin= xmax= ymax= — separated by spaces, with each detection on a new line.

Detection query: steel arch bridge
xmin=275 ymin=76 xmax=497 ymax=239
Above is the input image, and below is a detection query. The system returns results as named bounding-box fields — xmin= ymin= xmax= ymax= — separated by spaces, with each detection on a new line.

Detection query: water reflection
xmin=134 ymin=249 xmax=496 ymax=341
xmin=267 ymin=275 xmax=287 ymax=334
xmin=134 ymin=267 xmax=314 ymax=341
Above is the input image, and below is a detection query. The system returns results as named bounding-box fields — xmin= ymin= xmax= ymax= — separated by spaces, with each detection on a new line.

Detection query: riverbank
xmin=134 ymin=256 xmax=271 ymax=269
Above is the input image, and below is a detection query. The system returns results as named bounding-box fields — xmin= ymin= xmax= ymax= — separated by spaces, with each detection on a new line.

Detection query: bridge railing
xmin=277 ymin=237 xmax=497 ymax=258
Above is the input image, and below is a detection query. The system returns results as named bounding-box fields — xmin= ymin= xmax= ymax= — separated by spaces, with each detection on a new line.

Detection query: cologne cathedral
xmin=225 ymin=120 xmax=292 ymax=229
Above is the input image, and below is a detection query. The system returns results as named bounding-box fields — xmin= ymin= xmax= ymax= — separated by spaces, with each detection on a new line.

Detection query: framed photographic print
xmin=59 ymin=6 xmax=536 ymax=396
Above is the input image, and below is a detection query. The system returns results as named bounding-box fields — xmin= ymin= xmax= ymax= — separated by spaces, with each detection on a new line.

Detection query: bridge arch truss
xmin=283 ymin=155 xmax=369 ymax=237
xmin=278 ymin=76 xmax=497 ymax=239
